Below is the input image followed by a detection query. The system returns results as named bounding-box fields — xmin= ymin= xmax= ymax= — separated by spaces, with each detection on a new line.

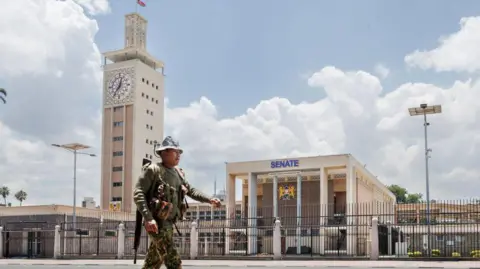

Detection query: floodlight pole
xmin=52 ymin=143 xmax=96 ymax=231
xmin=423 ymin=109 xmax=432 ymax=256
xmin=73 ymin=149 xmax=77 ymax=230
xmin=408 ymin=103 xmax=442 ymax=257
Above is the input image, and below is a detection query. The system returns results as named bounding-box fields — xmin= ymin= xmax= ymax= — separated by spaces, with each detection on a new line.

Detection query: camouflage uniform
xmin=133 ymin=137 xmax=212 ymax=269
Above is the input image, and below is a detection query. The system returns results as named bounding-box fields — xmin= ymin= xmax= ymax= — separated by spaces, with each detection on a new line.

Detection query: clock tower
xmin=100 ymin=13 xmax=165 ymax=213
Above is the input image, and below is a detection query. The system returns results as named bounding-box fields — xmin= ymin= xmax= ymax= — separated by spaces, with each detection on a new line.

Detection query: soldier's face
xmin=162 ymin=149 xmax=181 ymax=167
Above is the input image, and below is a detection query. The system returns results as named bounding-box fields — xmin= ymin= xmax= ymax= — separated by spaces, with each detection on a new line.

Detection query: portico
xmin=225 ymin=154 xmax=395 ymax=256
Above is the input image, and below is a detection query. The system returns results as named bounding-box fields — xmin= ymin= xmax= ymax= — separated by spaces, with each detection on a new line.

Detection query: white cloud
xmin=374 ymin=63 xmax=390 ymax=79
xmin=0 ymin=0 xmax=101 ymax=206
xmin=73 ymin=0 xmax=111 ymax=15
xmin=0 ymin=4 xmax=479 ymax=209
xmin=405 ymin=16 xmax=480 ymax=73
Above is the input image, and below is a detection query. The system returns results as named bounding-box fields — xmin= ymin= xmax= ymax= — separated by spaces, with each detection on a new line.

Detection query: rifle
xmin=133 ymin=158 xmax=151 ymax=264
xmin=133 ymin=210 xmax=143 ymax=264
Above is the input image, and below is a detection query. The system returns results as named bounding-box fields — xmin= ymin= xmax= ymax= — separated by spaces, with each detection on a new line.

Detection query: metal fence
xmin=60 ymin=221 xmax=119 ymax=257
xmin=1 ymin=200 xmax=480 ymax=259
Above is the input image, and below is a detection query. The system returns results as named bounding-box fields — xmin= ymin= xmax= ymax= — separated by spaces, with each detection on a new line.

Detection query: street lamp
xmin=52 ymin=143 xmax=96 ymax=230
xmin=408 ymin=103 xmax=442 ymax=256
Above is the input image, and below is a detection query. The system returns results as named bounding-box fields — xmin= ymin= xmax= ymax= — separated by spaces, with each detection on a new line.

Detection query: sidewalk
xmin=0 ymin=259 xmax=478 ymax=268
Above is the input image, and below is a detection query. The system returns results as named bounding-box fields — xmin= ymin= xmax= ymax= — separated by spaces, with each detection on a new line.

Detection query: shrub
xmin=408 ymin=251 xmax=422 ymax=257
xmin=452 ymin=252 xmax=461 ymax=257
xmin=431 ymin=249 xmax=440 ymax=257
xmin=471 ymin=250 xmax=480 ymax=258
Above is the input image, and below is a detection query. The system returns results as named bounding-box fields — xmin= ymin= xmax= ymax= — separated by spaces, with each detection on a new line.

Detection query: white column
xmin=225 ymin=173 xmax=236 ymax=255
xmin=370 ymin=217 xmax=379 ymax=260
xmin=273 ymin=174 xmax=278 ymax=219
xmin=387 ymin=220 xmax=392 ymax=256
xmin=296 ymin=172 xmax=302 ymax=255
xmin=318 ymin=228 xmax=325 ymax=255
xmin=319 ymin=167 xmax=328 ymax=225
xmin=0 ymin=226 xmax=3 ymax=258
xmin=346 ymin=158 xmax=357 ymax=256
xmin=53 ymin=225 xmax=61 ymax=258
xmin=273 ymin=219 xmax=281 ymax=260
xmin=210 ymin=205 xmax=214 ymax=223
xmin=190 ymin=221 xmax=198 ymax=259
xmin=247 ymin=172 xmax=258 ymax=254
xmin=117 ymin=223 xmax=125 ymax=259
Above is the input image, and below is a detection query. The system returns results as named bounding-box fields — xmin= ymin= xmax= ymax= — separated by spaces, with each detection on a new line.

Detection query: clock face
xmin=107 ymin=72 xmax=132 ymax=101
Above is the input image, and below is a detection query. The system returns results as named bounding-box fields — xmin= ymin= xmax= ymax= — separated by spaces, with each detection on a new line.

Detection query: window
xmin=112 ymin=197 xmax=122 ymax=202
xmin=112 ymin=166 xmax=123 ymax=172
xmin=150 ymin=125 xmax=153 ymax=130
xmin=152 ymin=83 xmax=155 ymax=87
xmin=156 ymin=85 xmax=158 ymax=90
xmin=146 ymin=80 xmax=149 ymax=85
xmin=146 ymin=109 xmax=149 ymax=114
xmin=156 ymin=100 xmax=158 ymax=104
xmin=113 ymin=106 xmax=123 ymax=112
xmin=113 ymin=121 xmax=123 ymax=127
xmin=151 ymin=97 xmax=154 ymax=102
xmin=146 ymin=94 xmax=149 ymax=99
xmin=113 ymin=151 xmax=123 ymax=157
xmin=149 ymin=140 xmax=153 ymax=145
xmin=142 ymin=78 xmax=145 ymax=82
xmin=150 ymin=111 xmax=153 ymax=116
xmin=146 ymin=139 xmax=149 ymax=143
xmin=142 ymin=92 xmax=145 ymax=97
xmin=145 ymin=153 xmax=149 ymax=158
xmin=146 ymin=124 xmax=149 ymax=129
xmin=149 ymin=155 xmax=152 ymax=159
xmin=113 ymin=136 xmax=123 ymax=141
xmin=113 ymin=182 xmax=122 ymax=187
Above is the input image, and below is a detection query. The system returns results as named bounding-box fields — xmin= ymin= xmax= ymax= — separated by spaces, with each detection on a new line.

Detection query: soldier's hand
xmin=210 ymin=198 xmax=221 ymax=208
xmin=145 ymin=219 xmax=158 ymax=233
xmin=181 ymin=184 xmax=188 ymax=194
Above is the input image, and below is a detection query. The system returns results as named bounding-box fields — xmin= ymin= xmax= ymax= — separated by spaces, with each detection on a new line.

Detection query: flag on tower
xmin=137 ymin=0 xmax=146 ymax=7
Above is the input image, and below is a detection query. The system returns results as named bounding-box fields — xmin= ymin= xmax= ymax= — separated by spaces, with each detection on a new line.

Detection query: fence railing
xmin=1 ymin=200 xmax=480 ymax=259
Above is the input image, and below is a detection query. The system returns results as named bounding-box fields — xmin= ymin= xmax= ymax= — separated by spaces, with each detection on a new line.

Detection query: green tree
xmin=0 ymin=88 xmax=6 ymax=104
xmin=387 ymin=184 xmax=408 ymax=203
xmin=387 ymin=184 xmax=423 ymax=203
xmin=0 ymin=186 xmax=10 ymax=205
xmin=405 ymin=193 xmax=423 ymax=203
xmin=14 ymin=190 xmax=27 ymax=206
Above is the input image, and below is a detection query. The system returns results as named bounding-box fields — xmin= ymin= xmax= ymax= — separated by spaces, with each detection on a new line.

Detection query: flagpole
xmin=135 ymin=0 xmax=138 ymax=13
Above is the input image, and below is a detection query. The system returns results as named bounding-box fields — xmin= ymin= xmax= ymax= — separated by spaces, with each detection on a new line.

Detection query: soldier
xmin=133 ymin=136 xmax=221 ymax=269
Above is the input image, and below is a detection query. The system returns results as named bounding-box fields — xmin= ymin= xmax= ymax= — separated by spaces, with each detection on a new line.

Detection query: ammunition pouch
xmin=149 ymin=198 xmax=175 ymax=221
xmin=179 ymin=202 xmax=187 ymax=221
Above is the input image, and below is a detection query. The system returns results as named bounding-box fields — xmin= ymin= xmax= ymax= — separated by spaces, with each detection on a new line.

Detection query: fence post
xmin=387 ymin=220 xmax=392 ymax=256
xmin=204 ymin=239 xmax=209 ymax=255
xmin=54 ymin=225 xmax=61 ymax=259
xmin=273 ymin=219 xmax=281 ymax=260
xmin=370 ymin=217 xmax=379 ymax=260
xmin=0 ymin=226 xmax=3 ymax=259
xmin=117 ymin=222 xmax=125 ymax=259
xmin=190 ymin=221 xmax=198 ymax=259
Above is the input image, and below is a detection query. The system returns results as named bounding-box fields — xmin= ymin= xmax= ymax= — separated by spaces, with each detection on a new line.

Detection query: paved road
xmin=0 ymin=264 xmax=476 ymax=269
xmin=0 ymin=260 xmax=479 ymax=268
xmin=0 ymin=265 xmax=334 ymax=269
xmin=0 ymin=266 xmax=330 ymax=269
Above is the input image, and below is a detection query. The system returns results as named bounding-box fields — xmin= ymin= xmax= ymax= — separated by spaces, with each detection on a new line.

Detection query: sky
xmin=1 ymin=0 xmax=480 ymax=207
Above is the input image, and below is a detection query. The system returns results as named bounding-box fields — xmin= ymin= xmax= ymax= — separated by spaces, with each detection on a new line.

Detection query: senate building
xmin=222 ymin=154 xmax=396 ymax=256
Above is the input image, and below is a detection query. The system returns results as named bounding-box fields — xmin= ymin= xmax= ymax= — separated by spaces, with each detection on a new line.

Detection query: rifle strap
xmin=174 ymin=223 xmax=182 ymax=236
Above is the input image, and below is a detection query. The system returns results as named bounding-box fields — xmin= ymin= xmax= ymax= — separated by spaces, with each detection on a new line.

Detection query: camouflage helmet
xmin=155 ymin=136 xmax=183 ymax=154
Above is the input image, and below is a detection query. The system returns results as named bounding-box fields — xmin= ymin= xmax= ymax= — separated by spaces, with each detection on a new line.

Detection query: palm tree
xmin=0 ymin=186 xmax=10 ymax=205
xmin=0 ymin=88 xmax=6 ymax=104
xmin=14 ymin=190 xmax=27 ymax=206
